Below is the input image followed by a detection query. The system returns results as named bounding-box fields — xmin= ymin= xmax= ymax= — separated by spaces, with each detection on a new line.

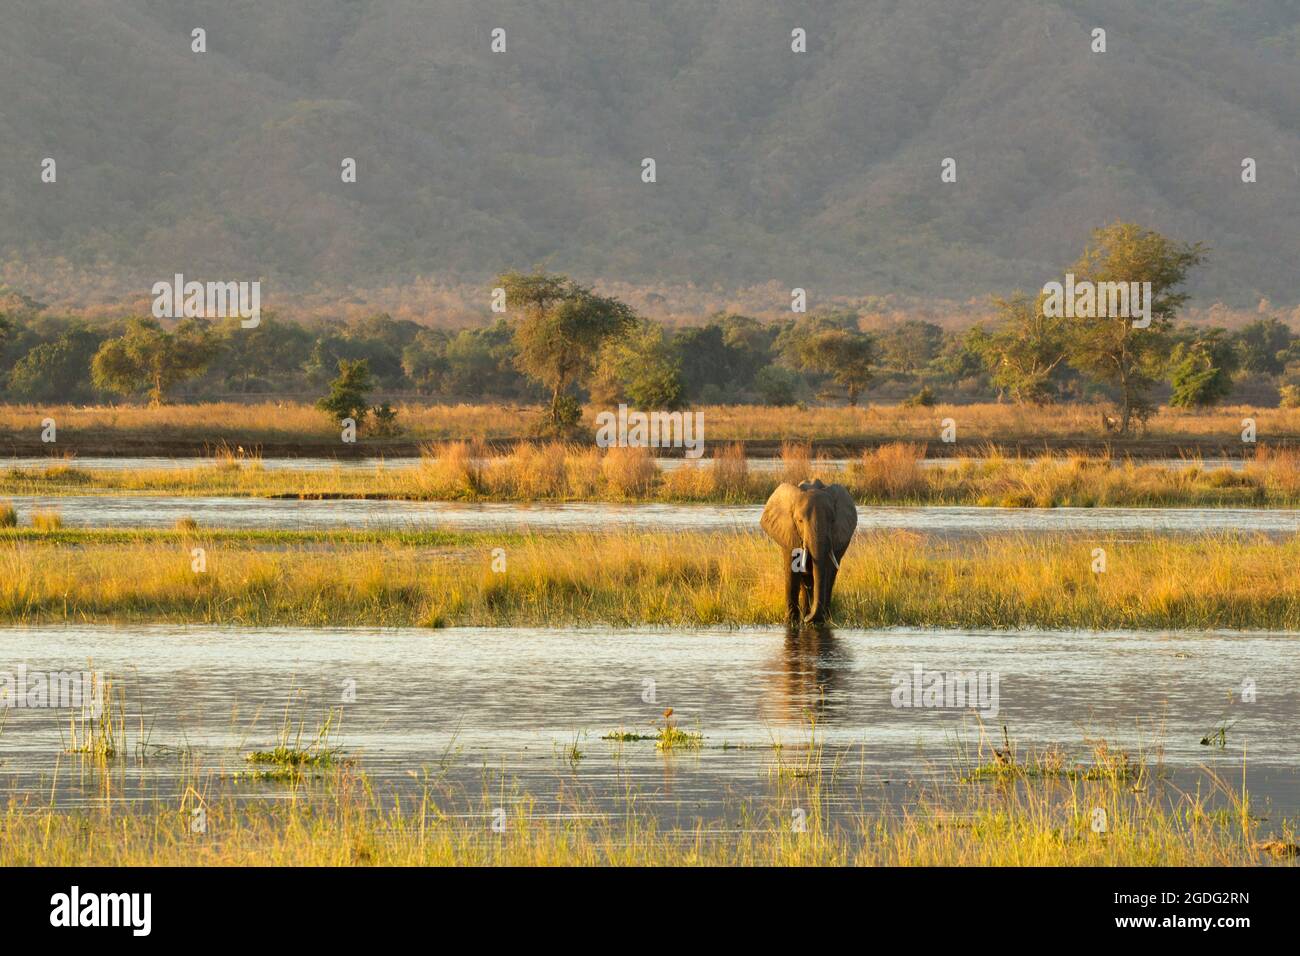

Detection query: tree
xmin=772 ymin=311 xmax=858 ymax=369
xmin=9 ymin=326 xmax=106 ymax=402
xmin=204 ymin=314 xmax=314 ymax=393
xmin=501 ymin=271 xmax=636 ymax=431
xmin=672 ymin=313 xmax=776 ymax=401
xmin=90 ymin=317 xmax=216 ymax=405
xmin=1064 ymin=222 xmax=1206 ymax=433
xmin=796 ymin=329 xmax=877 ymax=405
xmin=673 ymin=324 xmax=732 ymax=399
xmin=442 ymin=320 xmax=532 ymax=400
xmin=1169 ymin=329 xmax=1237 ymax=408
xmin=976 ymin=293 xmax=1068 ymax=403
xmin=590 ymin=320 xmax=684 ymax=409
xmin=401 ymin=328 xmax=450 ymax=395
xmin=878 ymin=319 xmax=944 ymax=377
xmin=316 ymin=358 xmax=374 ymax=426
xmin=755 ymin=366 xmax=799 ymax=405
xmin=1234 ymin=317 xmax=1293 ymax=376
xmin=933 ymin=326 xmax=991 ymax=394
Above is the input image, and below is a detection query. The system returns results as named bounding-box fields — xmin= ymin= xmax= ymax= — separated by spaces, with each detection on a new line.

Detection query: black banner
xmin=0 ymin=866 xmax=1281 ymax=940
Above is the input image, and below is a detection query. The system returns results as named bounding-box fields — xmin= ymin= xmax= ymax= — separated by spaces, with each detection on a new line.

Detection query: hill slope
xmin=2 ymin=0 xmax=1299 ymax=308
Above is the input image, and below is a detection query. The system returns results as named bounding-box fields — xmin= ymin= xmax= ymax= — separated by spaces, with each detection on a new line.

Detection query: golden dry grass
xmin=0 ymin=752 xmax=1285 ymax=866
xmin=5 ymin=400 xmax=1300 ymax=444
xmin=3 ymin=442 xmax=1297 ymax=506
xmin=2 ymin=529 xmax=1298 ymax=628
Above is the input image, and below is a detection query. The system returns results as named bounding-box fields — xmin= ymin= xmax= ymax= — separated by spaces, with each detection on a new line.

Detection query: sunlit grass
xmin=5 ymin=400 xmax=1300 ymax=446
xmin=0 ymin=751 xmax=1289 ymax=866
xmin=2 ymin=443 xmax=1300 ymax=507
xmin=1 ymin=527 xmax=1298 ymax=628
xmin=4 ymin=678 xmax=1291 ymax=866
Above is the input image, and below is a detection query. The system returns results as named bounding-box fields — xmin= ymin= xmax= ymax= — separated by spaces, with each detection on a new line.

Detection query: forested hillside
xmin=2 ymin=0 xmax=1300 ymax=311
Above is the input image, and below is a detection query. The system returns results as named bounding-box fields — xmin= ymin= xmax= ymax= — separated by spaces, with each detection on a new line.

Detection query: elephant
xmin=760 ymin=479 xmax=858 ymax=624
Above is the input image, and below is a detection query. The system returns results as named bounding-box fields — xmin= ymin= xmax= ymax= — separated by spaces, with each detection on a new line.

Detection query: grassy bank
xmin=3 ymin=529 xmax=1300 ymax=628
xmin=0 ymin=758 xmax=1286 ymax=866
xmin=7 ymin=442 xmax=1300 ymax=507
xmin=3 ymin=401 xmax=1300 ymax=457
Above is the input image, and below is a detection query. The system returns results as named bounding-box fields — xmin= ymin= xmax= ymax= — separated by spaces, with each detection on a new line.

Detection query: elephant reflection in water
xmin=760 ymin=624 xmax=850 ymax=724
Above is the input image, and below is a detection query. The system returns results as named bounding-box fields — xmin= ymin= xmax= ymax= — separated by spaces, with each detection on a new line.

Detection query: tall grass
xmin=9 ymin=400 xmax=1300 ymax=445
xmin=0 ymin=753 xmax=1285 ymax=866
xmin=3 ymin=529 xmax=1299 ymax=628
xmin=712 ymin=442 xmax=749 ymax=499
xmin=6 ymin=444 xmax=1300 ymax=506
xmin=856 ymin=442 xmax=928 ymax=498
xmin=30 ymin=509 xmax=63 ymax=531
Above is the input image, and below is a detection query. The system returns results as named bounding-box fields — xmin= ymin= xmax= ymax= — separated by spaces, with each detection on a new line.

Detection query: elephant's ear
xmin=826 ymin=483 xmax=859 ymax=555
xmin=760 ymin=482 xmax=803 ymax=552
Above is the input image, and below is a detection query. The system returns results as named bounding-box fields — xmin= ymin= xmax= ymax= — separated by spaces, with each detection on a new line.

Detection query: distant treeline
xmin=2 ymin=226 xmax=1299 ymax=424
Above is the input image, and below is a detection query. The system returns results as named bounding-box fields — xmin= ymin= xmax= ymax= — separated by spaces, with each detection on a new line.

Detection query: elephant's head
xmin=760 ymin=479 xmax=859 ymax=623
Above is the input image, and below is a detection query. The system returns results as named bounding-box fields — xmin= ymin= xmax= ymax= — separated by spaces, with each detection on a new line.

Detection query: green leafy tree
xmin=8 ymin=326 xmax=107 ymax=402
xmin=1234 ymin=317 xmax=1293 ymax=375
xmin=1064 ymin=222 xmax=1206 ymax=433
xmin=672 ymin=313 xmax=776 ymax=401
xmin=1169 ymin=329 xmax=1237 ymax=408
xmin=441 ymin=320 xmax=533 ymax=400
xmin=976 ymin=292 xmax=1068 ymax=404
xmin=316 ymin=358 xmax=374 ymax=426
xmin=933 ymin=326 xmax=992 ymax=393
xmin=90 ymin=317 xmax=216 ymax=405
xmin=772 ymin=311 xmax=859 ymax=369
xmin=755 ymin=366 xmax=799 ymax=405
xmin=878 ymin=319 xmax=944 ymax=377
xmin=204 ymin=314 xmax=314 ymax=393
xmin=796 ymin=329 xmax=877 ymax=406
xmin=590 ymin=321 xmax=684 ymax=409
xmin=401 ymin=328 xmax=450 ymax=395
xmin=500 ymin=270 xmax=636 ymax=431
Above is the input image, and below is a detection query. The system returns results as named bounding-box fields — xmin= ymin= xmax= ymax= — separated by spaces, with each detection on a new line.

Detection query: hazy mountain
xmin=3 ymin=0 xmax=1300 ymax=310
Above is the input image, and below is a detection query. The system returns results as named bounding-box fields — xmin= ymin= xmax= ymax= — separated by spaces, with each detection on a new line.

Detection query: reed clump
xmin=30 ymin=510 xmax=63 ymax=531
xmin=852 ymin=442 xmax=928 ymax=498
xmin=600 ymin=445 xmax=658 ymax=497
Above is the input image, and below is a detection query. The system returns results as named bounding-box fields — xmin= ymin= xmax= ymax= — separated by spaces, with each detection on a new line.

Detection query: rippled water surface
xmin=6 ymin=494 xmax=1300 ymax=536
xmin=1 ymin=625 xmax=1294 ymax=827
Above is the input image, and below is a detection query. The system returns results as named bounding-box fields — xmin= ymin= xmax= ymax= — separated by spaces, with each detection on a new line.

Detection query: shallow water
xmin=0 ymin=625 xmax=1293 ymax=828
xmin=6 ymin=494 xmax=1300 ymax=536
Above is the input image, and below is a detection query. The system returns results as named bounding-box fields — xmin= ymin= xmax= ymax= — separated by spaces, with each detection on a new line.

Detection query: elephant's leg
xmin=807 ymin=561 xmax=840 ymax=624
xmin=822 ymin=563 xmax=840 ymax=618
xmin=783 ymin=565 xmax=801 ymax=622
xmin=798 ymin=574 xmax=814 ymax=619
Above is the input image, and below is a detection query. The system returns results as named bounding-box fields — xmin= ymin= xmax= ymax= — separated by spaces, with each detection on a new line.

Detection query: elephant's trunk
xmin=804 ymin=538 xmax=831 ymax=624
